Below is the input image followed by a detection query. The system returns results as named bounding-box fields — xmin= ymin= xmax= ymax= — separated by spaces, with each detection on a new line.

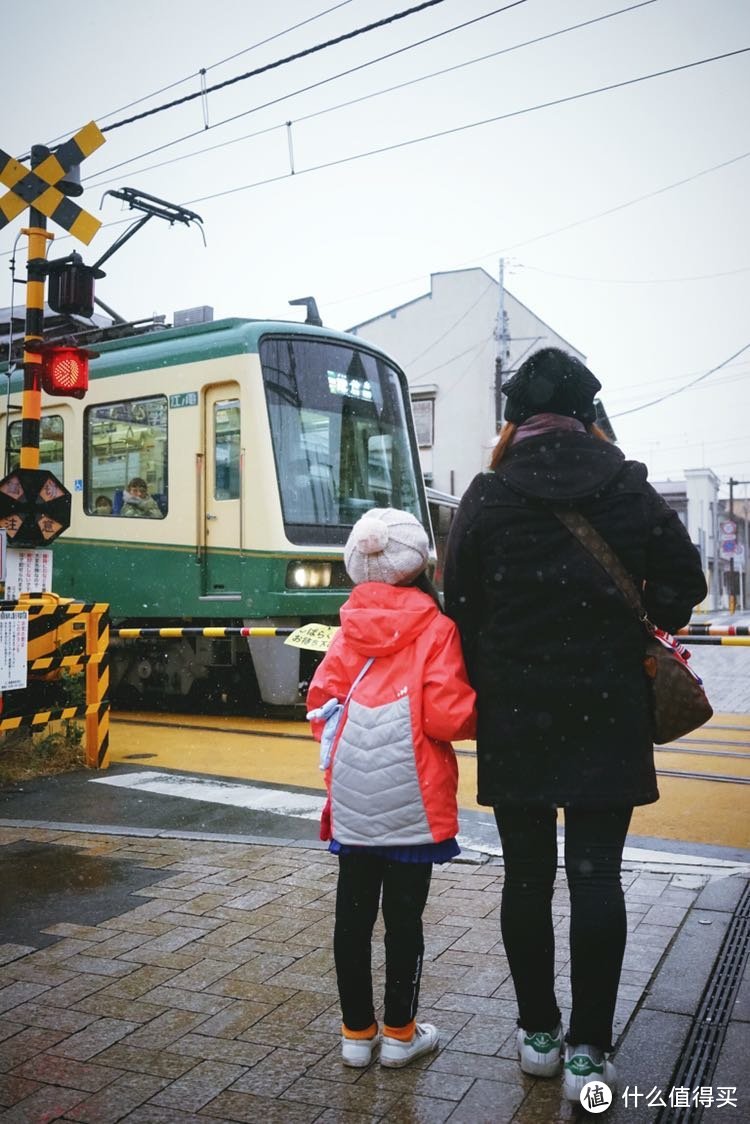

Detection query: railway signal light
xmin=41 ymin=345 xmax=90 ymax=399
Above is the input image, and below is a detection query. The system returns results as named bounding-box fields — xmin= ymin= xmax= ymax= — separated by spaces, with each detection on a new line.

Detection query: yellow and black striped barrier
xmin=112 ymin=626 xmax=294 ymax=639
xmin=678 ymin=625 xmax=750 ymax=636
xmin=0 ymin=593 xmax=110 ymax=768
xmin=111 ymin=622 xmax=337 ymax=652
xmin=678 ymin=636 xmax=750 ymax=646
xmin=0 ymin=701 xmax=108 ymax=734
xmin=678 ymin=625 xmax=750 ymax=646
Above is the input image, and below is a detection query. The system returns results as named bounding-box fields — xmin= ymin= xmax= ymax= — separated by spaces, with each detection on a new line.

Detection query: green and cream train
xmin=0 ymin=314 xmax=433 ymax=708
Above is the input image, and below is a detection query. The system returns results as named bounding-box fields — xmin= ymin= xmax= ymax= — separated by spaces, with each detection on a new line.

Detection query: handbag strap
xmin=553 ymin=509 xmax=648 ymax=625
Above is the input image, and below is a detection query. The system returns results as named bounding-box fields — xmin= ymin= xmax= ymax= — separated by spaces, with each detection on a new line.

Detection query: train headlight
xmin=286 ymin=562 xmax=333 ymax=589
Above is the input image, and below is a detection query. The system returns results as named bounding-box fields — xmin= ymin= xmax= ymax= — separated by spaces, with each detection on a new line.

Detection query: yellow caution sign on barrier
xmin=284 ymin=623 xmax=339 ymax=652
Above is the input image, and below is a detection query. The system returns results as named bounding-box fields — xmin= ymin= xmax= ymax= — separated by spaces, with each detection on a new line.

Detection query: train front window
xmin=261 ymin=337 xmax=422 ymax=544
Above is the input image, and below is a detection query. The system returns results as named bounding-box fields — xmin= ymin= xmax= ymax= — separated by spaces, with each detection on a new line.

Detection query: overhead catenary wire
xmin=4 ymin=137 xmax=745 ymax=283
xmin=40 ymin=2 xmax=359 ymax=152
xmin=98 ymin=0 xmax=454 ymax=134
xmin=83 ymin=0 xmax=652 ymax=189
xmin=174 ymin=47 xmax=750 ymax=209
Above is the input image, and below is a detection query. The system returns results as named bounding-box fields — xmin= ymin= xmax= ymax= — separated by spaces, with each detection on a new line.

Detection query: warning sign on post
xmin=0 ymin=610 xmax=28 ymax=690
xmin=3 ymin=549 xmax=54 ymax=600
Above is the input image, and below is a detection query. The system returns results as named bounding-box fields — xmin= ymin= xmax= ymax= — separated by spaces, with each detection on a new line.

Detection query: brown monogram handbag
xmin=554 ymin=509 xmax=713 ymax=745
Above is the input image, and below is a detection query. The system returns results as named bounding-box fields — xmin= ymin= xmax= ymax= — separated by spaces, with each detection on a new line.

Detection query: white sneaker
xmin=563 ymin=1044 xmax=617 ymax=1102
xmin=380 ymin=1022 xmax=439 ymax=1068
xmin=517 ymin=1023 xmax=563 ymax=1077
xmin=341 ymin=1032 xmax=378 ymax=1068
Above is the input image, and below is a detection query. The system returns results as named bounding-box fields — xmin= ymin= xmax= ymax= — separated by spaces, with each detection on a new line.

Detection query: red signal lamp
xmin=41 ymin=345 xmax=91 ymax=399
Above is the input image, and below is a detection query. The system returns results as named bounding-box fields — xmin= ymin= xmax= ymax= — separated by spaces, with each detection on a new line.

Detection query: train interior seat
xmin=112 ymin=488 xmax=167 ymax=516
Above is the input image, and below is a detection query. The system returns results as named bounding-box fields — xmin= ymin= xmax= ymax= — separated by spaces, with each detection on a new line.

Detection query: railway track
xmin=112 ymin=711 xmax=750 ymax=786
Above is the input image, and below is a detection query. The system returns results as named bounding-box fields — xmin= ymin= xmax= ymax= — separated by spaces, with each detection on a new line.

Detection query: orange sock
xmin=383 ymin=1018 xmax=416 ymax=1041
xmin=342 ymin=1021 xmax=378 ymax=1040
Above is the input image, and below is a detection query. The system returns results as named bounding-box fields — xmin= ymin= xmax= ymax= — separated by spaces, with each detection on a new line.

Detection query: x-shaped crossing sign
xmin=0 ymin=121 xmax=105 ymax=244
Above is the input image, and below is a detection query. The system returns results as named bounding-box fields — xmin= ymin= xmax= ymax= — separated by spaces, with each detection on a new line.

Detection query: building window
xmin=412 ymin=397 xmax=434 ymax=448
xmin=8 ymin=415 xmax=64 ymax=480
xmin=85 ymin=396 xmax=168 ymax=517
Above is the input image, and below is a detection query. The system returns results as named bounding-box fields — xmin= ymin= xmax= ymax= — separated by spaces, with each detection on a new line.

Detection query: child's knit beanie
xmin=344 ymin=508 xmax=429 ymax=586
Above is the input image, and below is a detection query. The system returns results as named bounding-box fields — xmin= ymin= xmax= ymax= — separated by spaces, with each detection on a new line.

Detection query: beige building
xmin=350 ymin=268 xmax=744 ymax=610
xmin=350 ymin=267 xmax=590 ymax=497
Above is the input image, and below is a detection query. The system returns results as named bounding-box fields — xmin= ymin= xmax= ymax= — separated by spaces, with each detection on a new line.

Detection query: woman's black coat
xmin=443 ymin=431 xmax=708 ymax=809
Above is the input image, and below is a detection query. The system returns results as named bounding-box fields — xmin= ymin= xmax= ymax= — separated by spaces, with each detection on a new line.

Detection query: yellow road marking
xmin=109 ymin=713 xmax=750 ymax=851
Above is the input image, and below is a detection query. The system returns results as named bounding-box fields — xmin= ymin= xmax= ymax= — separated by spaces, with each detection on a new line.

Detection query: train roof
xmin=1 ymin=315 xmax=401 ymax=390
xmin=87 ymin=317 xmax=379 ymax=379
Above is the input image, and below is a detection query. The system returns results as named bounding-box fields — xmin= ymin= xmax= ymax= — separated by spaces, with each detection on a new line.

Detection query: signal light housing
xmin=41 ymin=345 xmax=90 ymax=399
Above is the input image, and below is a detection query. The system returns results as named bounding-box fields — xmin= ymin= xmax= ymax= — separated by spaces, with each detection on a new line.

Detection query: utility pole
xmin=727 ymin=477 xmax=750 ymax=613
xmin=729 ymin=477 xmax=736 ymax=614
xmin=494 ymin=258 xmax=508 ymax=432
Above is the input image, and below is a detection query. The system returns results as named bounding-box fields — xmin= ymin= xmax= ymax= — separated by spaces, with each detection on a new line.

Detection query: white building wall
xmin=351 ymin=268 xmax=587 ymax=497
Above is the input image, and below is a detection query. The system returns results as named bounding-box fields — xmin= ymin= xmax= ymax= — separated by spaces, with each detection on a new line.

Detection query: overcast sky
xmin=4 ymin=0 xmax=749 ymax=496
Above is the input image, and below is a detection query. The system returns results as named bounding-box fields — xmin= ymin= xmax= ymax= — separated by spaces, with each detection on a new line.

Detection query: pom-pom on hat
xmin=344 ymin=508 xmax=429 ymax=586
xmin=502 ymin=347 xmax=602 ymax=426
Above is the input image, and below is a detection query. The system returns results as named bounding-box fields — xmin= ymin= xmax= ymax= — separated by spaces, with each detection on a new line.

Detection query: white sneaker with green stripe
xmin=563 ymin=1044 xmax=617 ymax=1101
xmin=516 ymin=1023 xmax=563 ymax=1077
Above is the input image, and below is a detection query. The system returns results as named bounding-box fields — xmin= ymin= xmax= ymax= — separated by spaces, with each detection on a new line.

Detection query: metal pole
xmin=494 ymin=257 xmax=506 ymax=432
xmin=744 ymin=482 xmax=749 ymax=611
xmin=729 ymin=477 xmax=736 ymax=614
xmin=19 ymin=145 xmax=54 ymax=472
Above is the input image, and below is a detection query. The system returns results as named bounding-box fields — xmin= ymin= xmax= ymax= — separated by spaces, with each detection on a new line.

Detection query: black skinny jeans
xmin=494 ymin=805 xmax=633 ymax=1051
xmin=334 ymin=853 xmax=432 ymax=1032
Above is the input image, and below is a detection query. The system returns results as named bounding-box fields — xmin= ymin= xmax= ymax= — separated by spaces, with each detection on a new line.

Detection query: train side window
xmin=214 ymin=399 xmax=240 ymax=500
xmin=7 ymin=415 xmax=65 ymax=480
xmin=84 ymin=395 xmax=168 ymax=517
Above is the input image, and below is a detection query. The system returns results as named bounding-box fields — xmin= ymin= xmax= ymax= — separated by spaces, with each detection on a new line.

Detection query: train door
xmin=202 ymin=385 xmax=242 ymax=598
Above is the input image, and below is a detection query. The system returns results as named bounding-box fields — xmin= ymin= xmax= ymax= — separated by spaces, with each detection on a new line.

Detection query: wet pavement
xmin=1 ymin=631 xmax=748 ymax=1121
xmin=0 ymin=814 xmax=748 ymax=1122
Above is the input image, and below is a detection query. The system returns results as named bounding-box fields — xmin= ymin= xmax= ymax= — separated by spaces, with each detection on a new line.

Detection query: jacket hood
xmin=339 ymin=583 xmax=440 ymax=657
xmin=497 ymin=430 xmax=626 ymax=502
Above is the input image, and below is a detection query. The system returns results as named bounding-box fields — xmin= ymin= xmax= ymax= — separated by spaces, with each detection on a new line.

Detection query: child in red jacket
xmin=307 ymin=508 xmax=476 ymax=1069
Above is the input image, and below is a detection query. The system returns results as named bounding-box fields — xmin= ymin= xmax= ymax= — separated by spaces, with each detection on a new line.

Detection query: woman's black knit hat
xmin=502 ymin=347 xmax=602 ymax=425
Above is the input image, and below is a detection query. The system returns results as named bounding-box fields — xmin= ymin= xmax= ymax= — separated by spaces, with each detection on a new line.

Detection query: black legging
xmin=334 ymin=853 xmax=432 ymax=1032
xmin=494 ymin=805 xmax=632 ymax=1051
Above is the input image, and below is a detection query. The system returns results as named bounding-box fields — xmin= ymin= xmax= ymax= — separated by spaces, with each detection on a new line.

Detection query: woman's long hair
xmin=489 ymin=420 xmax=610 ymax=470
xmin=412 ymin=568 xmax=444 ymax=610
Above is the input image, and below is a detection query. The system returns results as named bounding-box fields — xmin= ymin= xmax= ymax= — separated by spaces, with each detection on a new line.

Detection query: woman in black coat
xmin=443 ymin=348 xmax=707 ymax=1102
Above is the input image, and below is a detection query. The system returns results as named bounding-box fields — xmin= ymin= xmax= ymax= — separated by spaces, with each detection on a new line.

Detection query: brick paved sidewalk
xmin=0 ymin=826 xmax=733 ymax=1123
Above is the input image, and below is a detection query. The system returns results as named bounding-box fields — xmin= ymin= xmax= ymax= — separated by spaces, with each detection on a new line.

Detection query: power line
xmin=177 ymin=47 xmax=750 ymax=209
xmin=322 ymin=145 xmax=750 ymax=311
xmin=45 ymin=1 xmax=357 ymax=148
xmin=84 ymin=0 xmax=651 ymax=189
xmin=402 ymin=282 xmax=496 ymax=366
xmin=517 ymin=262 xmax=750 ymax=285
xmin=100 ymin=0 xmax=453 ymax=134
xmin=85 ymin=0 xmax=528 ymax=186
xmin=604 ymin=361 xmax=750 ymax=400
xmin=609 ymin=343 xmax=750 ymax=419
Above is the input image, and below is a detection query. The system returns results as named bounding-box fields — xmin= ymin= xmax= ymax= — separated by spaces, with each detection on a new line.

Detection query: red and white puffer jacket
xmin=307 ymin=582 xmax=476 ymax=845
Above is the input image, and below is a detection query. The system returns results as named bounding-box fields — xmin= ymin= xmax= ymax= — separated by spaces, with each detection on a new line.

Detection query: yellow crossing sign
xmin=0 ymin=121 xmax=105 ymax=244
